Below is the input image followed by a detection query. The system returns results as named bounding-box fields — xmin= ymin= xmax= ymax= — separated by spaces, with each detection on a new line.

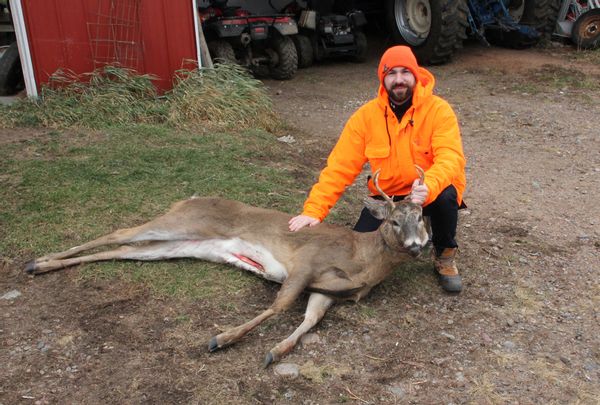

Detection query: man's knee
xmin=432 ymin=185 xmax=458 ymax=209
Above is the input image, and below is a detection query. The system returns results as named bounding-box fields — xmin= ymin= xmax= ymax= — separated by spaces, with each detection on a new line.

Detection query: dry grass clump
xmin=0 ymin=63 xmax=278 ymax=131
xmin=1 ymin=66 xmax=165 ymax=128
xmin=168 ymin=63 xmax=278 ymax=131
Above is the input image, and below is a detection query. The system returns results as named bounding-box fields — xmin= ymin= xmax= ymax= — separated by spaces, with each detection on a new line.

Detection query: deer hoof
xmin=263 ymin=352 xmax=279 ymax=368
xmin=24 ymin=260 xmax=37 ymax=274
xmin=208 ymin=337 xmax=220 ymax=352
xmin=263 ymin=352 xmax=275 ymax=368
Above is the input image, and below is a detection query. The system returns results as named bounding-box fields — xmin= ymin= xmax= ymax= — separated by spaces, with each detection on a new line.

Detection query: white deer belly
xmin=123 ymin=238 xmax=288 ymax=283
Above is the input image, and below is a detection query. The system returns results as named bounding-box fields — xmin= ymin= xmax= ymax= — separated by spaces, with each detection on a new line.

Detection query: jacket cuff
xmin=302 ymin=207 xmax=326 ymax=222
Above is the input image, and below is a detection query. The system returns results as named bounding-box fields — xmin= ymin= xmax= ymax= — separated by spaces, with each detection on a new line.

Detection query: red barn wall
xmin=20 ymin=0 xmax=198 ymax=93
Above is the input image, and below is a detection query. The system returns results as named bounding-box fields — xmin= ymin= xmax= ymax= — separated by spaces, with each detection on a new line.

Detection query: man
xmin=288 ymin=45 xmax=466 ymax=293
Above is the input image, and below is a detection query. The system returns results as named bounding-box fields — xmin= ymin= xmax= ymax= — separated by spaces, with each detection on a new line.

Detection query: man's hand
xmin=288 ymin=214 xmax=320 ymax=232
xmin=409 ymin=179 xmax=429 ymax=205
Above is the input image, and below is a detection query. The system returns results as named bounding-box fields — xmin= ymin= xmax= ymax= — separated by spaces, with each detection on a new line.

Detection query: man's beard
xmin=388 ymin=85 xmax=413 ymax=104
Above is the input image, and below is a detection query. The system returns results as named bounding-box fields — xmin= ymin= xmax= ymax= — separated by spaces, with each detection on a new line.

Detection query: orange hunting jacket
xmin=302 ymin=67 xmax=466 ymax=221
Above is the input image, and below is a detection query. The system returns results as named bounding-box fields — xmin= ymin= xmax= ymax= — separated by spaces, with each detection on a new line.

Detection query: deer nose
xmin=407 ymin=243 xmax=422 ymax=257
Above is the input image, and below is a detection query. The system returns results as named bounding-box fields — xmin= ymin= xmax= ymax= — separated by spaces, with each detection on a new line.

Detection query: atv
xmin=277 ymin=0 xmax=368 ymax=68
xmin=199 ymin=0 xmax=298 ymax=80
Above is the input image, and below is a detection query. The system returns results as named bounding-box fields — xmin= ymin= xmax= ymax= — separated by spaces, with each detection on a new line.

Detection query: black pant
xmin=353 ymin=185 xmax=461 ymax=255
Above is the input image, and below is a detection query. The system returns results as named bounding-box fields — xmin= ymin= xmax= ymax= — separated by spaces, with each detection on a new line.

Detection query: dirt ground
xmin=2 ymin=39 xmax=600 ymax=404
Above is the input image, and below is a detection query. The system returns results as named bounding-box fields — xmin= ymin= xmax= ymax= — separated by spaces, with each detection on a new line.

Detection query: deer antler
xmin=373 ymin=169 xmax=394 ymax=206
xmin=415 ymin=165 xmax=425 ymax=185
xmin=406 ymin=165 xmax=426 ymax=203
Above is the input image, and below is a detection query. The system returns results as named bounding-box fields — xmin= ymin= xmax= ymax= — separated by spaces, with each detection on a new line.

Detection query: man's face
xmin=383 ymin=67 xmax=416 ymax=104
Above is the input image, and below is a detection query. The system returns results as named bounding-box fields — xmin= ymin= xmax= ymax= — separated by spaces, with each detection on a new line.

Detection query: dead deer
xmin=25 ymin=169 xmax=430 ymax=366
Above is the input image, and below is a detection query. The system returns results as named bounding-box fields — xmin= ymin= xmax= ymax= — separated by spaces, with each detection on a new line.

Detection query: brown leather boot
xmin=434 ymin=247 xmax=462 ymax=293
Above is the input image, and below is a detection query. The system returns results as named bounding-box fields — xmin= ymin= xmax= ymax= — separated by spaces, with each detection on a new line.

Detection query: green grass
xmin=78 ymin=260 xmax=257 ymax=299
xmin=0 ymin=125 xmax=312 ymax=293
xmin=357 ymin=303 xmax=377 ymax=320
xmin=0 ymin=124 xmax=311 ymax=298
xmin=3 ymin=127 xmax=303 ymax=232
xmin=508 ymin=64 xmax=600 ymax=95
xmin=570 ymin=47 xmax=600 ymax=65
xmin=470 ymin=55 xmax=600 ymax=96
xmin=528 ymin=65 xmax=599 ymax=90
xmin=0 ymin=64 xmax=316 ymax=298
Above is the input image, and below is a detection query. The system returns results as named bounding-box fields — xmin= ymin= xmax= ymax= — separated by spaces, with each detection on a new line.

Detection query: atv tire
xmin=572 ymin=9 xmax=600 ymax=50
xmin=486 ymin=0 xmax=559 ymax=48
xmin=313 ymin=37 xmax=325 ymax=63
xmin=384 ymin=0 xmax=468 ymax=65
xmin=351 ymin=31 xmax=368 ymax=63
xmin=207 ymin=40 xmax=237 ymax=64
xmin=269 ymin=36 xmax=298 ymax=80
xmin=0 ymin=42 xmax=24 ymax=96
xmin=292 ymin=34 xmax=313 ymax=68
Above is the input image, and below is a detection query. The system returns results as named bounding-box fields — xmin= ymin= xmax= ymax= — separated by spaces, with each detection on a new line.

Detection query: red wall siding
xmin=21 ymin=0 xmax=198 ymax=92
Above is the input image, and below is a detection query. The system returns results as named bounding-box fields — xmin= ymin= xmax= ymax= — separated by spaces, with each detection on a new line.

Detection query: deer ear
xmin=363 ymin=197 xmax=388 ymax=220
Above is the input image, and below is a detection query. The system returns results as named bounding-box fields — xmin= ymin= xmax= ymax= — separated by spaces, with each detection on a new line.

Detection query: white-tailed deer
xmin=25 ymin=169 xmax=430 ymax=366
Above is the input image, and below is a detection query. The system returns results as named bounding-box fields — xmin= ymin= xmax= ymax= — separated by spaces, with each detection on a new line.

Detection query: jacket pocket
xmin=365 ymin=144 xmax=391 ymax=179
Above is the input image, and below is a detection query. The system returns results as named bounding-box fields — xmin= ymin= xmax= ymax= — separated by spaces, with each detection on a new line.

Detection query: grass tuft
xmin=1 ymin=66 xmax=164 ymax=128
xmin=0 ymin=64 xmax=279 ymax=132
xmin=168 ymin=63 xmax=279 ymax=131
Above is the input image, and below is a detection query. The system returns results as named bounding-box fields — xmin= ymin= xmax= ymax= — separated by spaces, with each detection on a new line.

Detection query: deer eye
xmin=393 ymin=220 xmax=402 ymax=227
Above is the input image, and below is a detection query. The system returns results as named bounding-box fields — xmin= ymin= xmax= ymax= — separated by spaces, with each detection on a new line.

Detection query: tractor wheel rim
xmin=582 ymin=16 xmax=600 ymax=39
xmin=395 ymin=0 xmax=431 ymax=46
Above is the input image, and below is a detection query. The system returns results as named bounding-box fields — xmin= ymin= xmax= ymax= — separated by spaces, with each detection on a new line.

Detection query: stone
xmin=388 ymin=385 xmax=406 ymax=398
xmin=273 ymin=363 xmax=299 ymax=378
xmin=300 ymin=333 xmax=321 ymax=346
xmin=57 ymin=335 xmax=74 ymax=346
xmin=1 ymin=290 xmax=21 ymax=300
xmin=481 ymin=332 xmax=493 ymax=345
xmin=277 ymin=135 xmax=296 ymax=144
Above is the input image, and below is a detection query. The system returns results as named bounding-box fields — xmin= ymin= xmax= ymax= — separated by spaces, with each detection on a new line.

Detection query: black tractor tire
xmin=543 ymin=0 xmax=562 ymax=40
xmin=351 ymin=31 xmax=368 ymax=63
xmin=207 ymin=40 xmax=237 ymax=64
xmin=486 ymin=0 xmax=558 ymax=48
xmin=0 ymin=42 xmax=25 ymax=96
xmin=572 ymin=9 xmax=600 ymax=49
xmin=269 ymin=35 xmax=298 ymax=80
xmin=292 ymin=34 xmax=314 ymax=68
xmin=384 ymin=0 xmax=468 ymax=65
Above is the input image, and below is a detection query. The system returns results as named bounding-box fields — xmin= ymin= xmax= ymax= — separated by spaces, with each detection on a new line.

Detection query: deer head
xmin=363 ymin=166 xmax=430 ymax=257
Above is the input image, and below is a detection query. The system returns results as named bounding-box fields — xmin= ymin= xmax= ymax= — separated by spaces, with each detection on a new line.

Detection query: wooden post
xmin=196 ymin=14 xmax=213 ymax=68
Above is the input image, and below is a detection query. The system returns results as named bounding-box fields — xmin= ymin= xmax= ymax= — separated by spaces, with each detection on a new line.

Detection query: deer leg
xmin=264 ymin=292 xmax=334 ymax=367
xmin=26 ymin=215 xmax=200 ymax=273
xmin=26 ymin=244 xmax=148 ymax=274
xmin=208 ymin=273 xmax=311 ymax=355
xmin=33 ymin=220 xmax=186 ymax=264
xmin=26 ymin=240 xmax=203 ymax=275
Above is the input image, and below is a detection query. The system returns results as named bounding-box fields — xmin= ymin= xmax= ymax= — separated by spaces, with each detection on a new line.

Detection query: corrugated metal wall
xmin=20 ymin=0 xmax=198 ymax=92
